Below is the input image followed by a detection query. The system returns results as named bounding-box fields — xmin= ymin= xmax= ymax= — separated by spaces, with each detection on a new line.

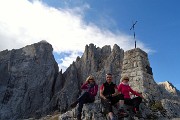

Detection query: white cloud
xmin=58 ymin=51 xmax=80 ymax=72
xmin=0 ymin=0 xmax=151 ymax=72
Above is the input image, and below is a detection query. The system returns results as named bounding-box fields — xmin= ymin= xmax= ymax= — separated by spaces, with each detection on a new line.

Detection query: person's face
xmin=123 ymin=79 xmax=129 ymax=84
xmin=106 ymin=75 xmax=112 ymax=83
xmin=89 ymin=79 xmax=94 ymax=84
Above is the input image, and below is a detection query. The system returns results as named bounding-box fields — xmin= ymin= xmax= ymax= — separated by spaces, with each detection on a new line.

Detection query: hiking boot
xmin=70 ymin=101 xmax=78 ymax=108
xmin=135 ymin=111 xmax=142 ymax=118
xmin=77 ymin=113 xmax=81 ymax=120
xmin=119 ymin=109 xmax=128 ymax=117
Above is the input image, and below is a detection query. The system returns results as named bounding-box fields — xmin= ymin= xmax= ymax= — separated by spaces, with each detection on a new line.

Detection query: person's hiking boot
xmin=77 ymin=113 xmax=81 ymax=120
xmin=119 ymin=109 xmax=128 ymax=118
xmin=70 ymin=101 xmax=78 ymax=108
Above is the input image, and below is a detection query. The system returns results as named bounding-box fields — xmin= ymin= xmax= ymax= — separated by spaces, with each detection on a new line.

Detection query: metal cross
xmin=130 ymin=21 xmax=137 ymax=48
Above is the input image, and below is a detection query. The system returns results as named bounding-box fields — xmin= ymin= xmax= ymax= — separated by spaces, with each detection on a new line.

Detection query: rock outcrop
xmin=158 ymin=81 xmax=180 ymax=96
xmin=158 ymin=81 xmax=180 ymax=117
xmin=0 ymin=41 xmax=59 ymax=120
xmin=121 ymin=48 xmax=162 ymax=100
xmin=0 ymin=41 xmax=180 ymax=120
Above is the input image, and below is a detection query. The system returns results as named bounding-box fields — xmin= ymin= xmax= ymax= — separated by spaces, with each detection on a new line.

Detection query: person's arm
xmin=129 ymin=86 xmax=144 ymax=98
xmin=90 ymin=85 xmax=98 ymax=96
xmin=112 ymin=85 xmax=120 ymax=97
xmin=81 ymin=82 xmax=88 ymax=89
xmin=100 ymin=85 xmax=106 ymax=100
xmin=117 ymin=84 xmax=122 ymax=92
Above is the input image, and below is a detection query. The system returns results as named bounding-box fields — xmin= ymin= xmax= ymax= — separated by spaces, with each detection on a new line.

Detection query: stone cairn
xmin=121 ymin=48 xmax=161 ymax=101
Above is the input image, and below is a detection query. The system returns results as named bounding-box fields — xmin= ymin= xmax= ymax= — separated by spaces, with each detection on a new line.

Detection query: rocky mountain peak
xmin=0 ymin=41 xmax=59 ymax=119
xmin=158 ymin=81 xmax=180 ymax=96
xmin=0 ymin=42 xmax=180 ymax=120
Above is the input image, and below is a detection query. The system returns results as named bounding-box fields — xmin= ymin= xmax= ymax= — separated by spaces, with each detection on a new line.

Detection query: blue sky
xmin=44 ymin=0 xmax=180 ymax=90
xmin=0 ymin=0 xmax=180 ymax=90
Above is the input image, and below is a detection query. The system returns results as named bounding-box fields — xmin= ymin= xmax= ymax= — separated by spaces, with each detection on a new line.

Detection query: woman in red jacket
xmin=70 ymin=75 xmax=98 ymax=120
xmin=118 ymin=76 xmax=144 ymax=117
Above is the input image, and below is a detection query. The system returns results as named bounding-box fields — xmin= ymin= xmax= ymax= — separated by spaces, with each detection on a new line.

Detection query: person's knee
xmin=108 ymin=112 xmax=113 ymax=116
xmin=107 ymin=108 xmax=113 ymax=114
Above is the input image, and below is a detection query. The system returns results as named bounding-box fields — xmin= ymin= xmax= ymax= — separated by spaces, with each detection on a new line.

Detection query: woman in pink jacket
xmin=70 ymin=75 xmax=98 ymax=120
xmin=118 ymin=76 xmax=144 ymax=117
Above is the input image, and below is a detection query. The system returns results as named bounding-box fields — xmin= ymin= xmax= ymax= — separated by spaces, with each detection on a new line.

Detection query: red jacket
xmin=118 ymin=82 xmax=141 ymax=99
xmin=81 ymin=82 xmax=98 ymax=97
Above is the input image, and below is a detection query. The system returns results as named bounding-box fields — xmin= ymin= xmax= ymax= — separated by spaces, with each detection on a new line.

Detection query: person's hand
xmin=111 ymin=94 xmax=115 ymax=97
xmin=85 ymin=81 xmax=89 ymax=85
xmin=139 ymin=94 xmax=144 ymax=99
xmin=137 ymin=92 xmax=144 ymax=99
xmin=106 ymin=94 xmax=112 ymax=99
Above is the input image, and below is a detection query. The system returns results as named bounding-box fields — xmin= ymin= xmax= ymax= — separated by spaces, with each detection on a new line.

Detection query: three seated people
xmin=70 ymin=73 xmax=144 ymax=120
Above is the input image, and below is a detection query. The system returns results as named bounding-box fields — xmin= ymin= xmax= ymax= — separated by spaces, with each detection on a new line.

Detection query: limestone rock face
xmin=158 ymin=81 xmax=180 ymax=96
xmin=59 ymin=100 xmax=105 ymax=120
xmin=0 ymin=42 xmax=180 ymax=120
xmin=0 ymin=41 xmax=59 ymax=120
xmin=161 ymin=99 xmax=180 ymax=117
xmin=73 ymin=43 xmax=124 ymax=85
xmin=157 ymin=81 xmax=180 ymax=118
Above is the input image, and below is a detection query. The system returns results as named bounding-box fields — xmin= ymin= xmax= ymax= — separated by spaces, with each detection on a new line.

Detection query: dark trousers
xmin=77 ymin=92 xmax=95 ymax=114
xmin=101 ymin=94 xmax=124 ymax=113
xmin=124 ymin=97 xmax=142 ymax=111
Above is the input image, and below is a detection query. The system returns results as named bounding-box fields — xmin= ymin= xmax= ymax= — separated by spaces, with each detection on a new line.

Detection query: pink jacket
xmin=118 ymin=83 xmax=141 ymax=99
xmin=81 ymin=82 xmax=98 ymax=97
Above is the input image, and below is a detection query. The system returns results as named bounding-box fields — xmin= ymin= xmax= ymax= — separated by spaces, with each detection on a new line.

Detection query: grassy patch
xmin=150 ymin=101 xmax=164 ymax=112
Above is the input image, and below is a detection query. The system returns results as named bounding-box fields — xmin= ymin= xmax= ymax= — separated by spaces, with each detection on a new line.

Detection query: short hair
xmin=121 ymin=76 xmax=129 ymax=82
xmin=106 ymin=73 xmax=112 ymax=76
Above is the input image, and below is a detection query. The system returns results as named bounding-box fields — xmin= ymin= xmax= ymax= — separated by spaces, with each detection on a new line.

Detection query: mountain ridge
xmin=0 ymin=41 xmax=179 ymax=120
